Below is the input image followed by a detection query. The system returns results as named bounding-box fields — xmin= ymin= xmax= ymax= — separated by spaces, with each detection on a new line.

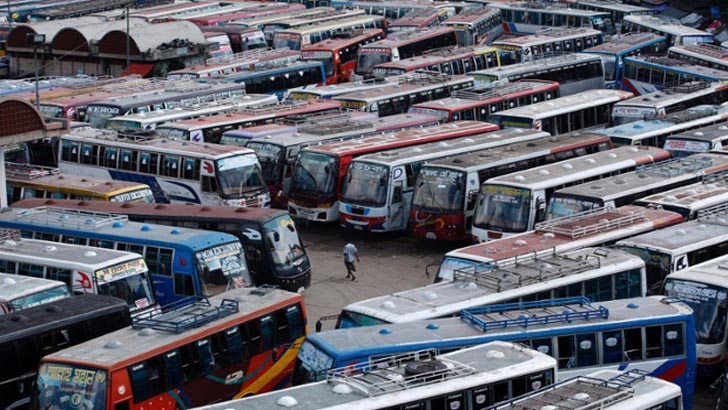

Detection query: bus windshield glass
xmin=36 ymin=363 xmax=107 ymax=410
xmin=547 ymin=195 xmax=602 ymax=219
xmin=97 ymin=262 xmax=155 ymax=313
xmin=195 ymin=241 xmax=251 ymax=296
xmin=263 ymin=215 xmax=306 ymax=267
xmin=217 ymin=155 xmax=265 ymax=197
xmin=342 ymin=162 xmax=389 ymax=207
xmin=664 ymin=278 xmax=728 ymax=344
xmin=357 ymin=49 xmax=391 ymax=74
xmin=412 ymin=168 xmax=466 ymax=212
xmin=598 ymin=55 xmax=618 ymax=82
xmin=618 ymin=246 xmax=670 ymax=289
xmin=86 ymin=106 xmax=121 ymax=129
xmin=245 ymin=142 xmax=284 ymax=186
xmin=106 ymin=120 xmax=142 ymax=131
xmin=302 ymin=51 xmax=335 ymax=76
xmin=338 ymin=309 xmax=388 ymax=328
xmin=292 ymin=152 xmax=337 ymax=198
xmin=295 ymin=340 xmax=334 ymax=383
xmin=684 ymin=35 xmax=715 ymax=45
xmin=10 ymin=284 xmax=69 ymax=311
xmin=474 ymin=185 xmax=532 ymax=233
xmin=436 ymin=257 xmax=478 ymax=282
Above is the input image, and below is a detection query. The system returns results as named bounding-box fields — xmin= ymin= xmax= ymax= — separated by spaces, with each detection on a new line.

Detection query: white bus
xmin=338 ymin=129 xmax=549 ymax=233
xmin=622 ymin=14 xmax=714 ymax=46
xmin=0 ymin=236 xmax=158 ymax=318
xmin=487 ymin=2 xmax=615 ymax=36
xmin=58 ymin=128 xmax=271 ymax=207
xmin=0 ymin=273 xmax=69 ymax=315
xmin=488 ymin=89 xmax=633 ymax=136
xmin=492 ymin=27 xmax=604 ymax=65
xmin=573 ymin=0 xmax=657 ymax=32
xmin=633 ymin=171 xmax=728 ymax=220
xmin=664 ymin=122 xmax=728 ymax=157
xmin=196 ymin=341 xmax=557 ymax=410
xmin=471 ymin=145 xmax=670 ymax=240
xmin=667 ymin=43 xmax=728 ymax=72
xmin=271 ymin=15 xmax=386 ymax=50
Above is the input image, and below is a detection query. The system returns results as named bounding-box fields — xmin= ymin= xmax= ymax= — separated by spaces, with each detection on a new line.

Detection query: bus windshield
xmin=295 ymin=339 xmax=335 ymax=383
xmin=245 ymin=142 xmax=285 ymax=186
xmin=263 ymin=215 xmax=306 ymax=266
xmin=97 ymin=265 xmax=155 ymax=314
xmin=436 ymin=256 xmax=478 ymax=282
xmin=412 ymin=168 xmax=465 ymax=213
xmin=106 ymin=120 xmax=142 ymax=131
xmin=303 ymin=51 xmax=335 ymax=77
xmin=342 ymin=162 xmax=389 ymax=207
xmin=664 ymin=278 xmax=727 ymax=344
xmin=357 ymin=50 xmax=391 ymax=74
xmin=216 ymin=155 xmax=266 ymax=197
xmin=36 ymin=363 xmax=107 ymax=410
xmin=9 ymin=284 xmax=69 ymax=312
xmin=195 ymin=241 xmax=251 ymax=296
xmin=291 ymin=152 xmax=337 ymax=198
xmin=618 ymin=246 xmax=670 ymax=290
xmin=598 ymin=55 xmax=618 ymax=82
xmin=683 ymin=35 xmax=715 ymax=45
xmin=474 ymin=185 xmax=532 ymax=233
xmin=338 ymin=309 xmax=387 ymax=328
xmin=547 ymin=195 xmax=602 ymax=219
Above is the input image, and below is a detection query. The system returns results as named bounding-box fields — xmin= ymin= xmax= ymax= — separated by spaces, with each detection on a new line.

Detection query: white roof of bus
xmin=576 ymin=0 xmax=655 ymax=13
xmin=442 ymin=6 xmax=500 ymax=25
xmin=0 ymin=272 xmax=67 ymax=301
xmin=0 ymin=237 xmax=142 ymax=270
xmin=665 ymin=253 xmax=728 ymax=285
xmin=373 ymin=45 xmax=497 ymax=70
xmin=669 ymin=43 xmax=728 ymax=63
xmin=490 ymin=89 xmax=633 ymax=121
xmin=359 ymin=27 xmax=455 ymax=49
xmin=410 ymin=79 xmax=559 ymax=111
xmin=342 ymin=247 xmax=643 ymax=323
xmin=333 ymin=74 xmax=473 ymax=102
xmin=667 ymin=121 xmax=728 ymax=143
xmin=624 ymin=14 xmax=713 ymax=36
xmin=273 ymin=14 xmax=384 ymax=36
xmin=624 ymin=56 xmax=728 ymax=79
xmin=91 ymin=81 xmax=245 ymax=107
xmin=358 ymin=112 xmax=440 ymax=130
xmin=493 ymin=27 xmax=602 ymax=47
xmin=292 ymin=78 xmax=395 ymax=97
xmin=633 ymin=173 xmax=728 ymax=210
xmin=226 ymin=7 xmax=337 ymax=27
xmin=583 ymin=32 xmax=666 ymax=54
xmin=246 ymin=121 xmax=376 ymax=148
xmin=482 ymin=146 xmax=669 ymax=190
xmin=614 ymin=82 xmax=727 ymax=109
xmin=487 ymin=2 xmax=610 ymax=16
xmin=471 ymin=53 xmax=602 ymax=78
xmin=599 ymin=105 xmax=728 ymax=139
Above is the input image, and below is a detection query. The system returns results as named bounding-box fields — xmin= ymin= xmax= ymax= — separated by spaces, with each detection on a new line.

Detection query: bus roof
xmin=624 ymin=56 xmax=728 ymax=80
xmin=388 ymin=7 xmax=447 ymax=27
xmin=4 ymin=163 xmax=149 ymax=194
xmin=273 ymin=14 xmax=385 ymax=36
xmin=224 ymin=123 xmax=298 ymax=139
xmin=598 ymin=105 xmax=728 ymax=139
xmin=290 ymin=77 xmax=394 ymax=98
xmin=624 ymin=14 xmax=714 ymax=37
xmin=301 ymin=28 xmax=384 ymax=51
xmin=333 ymin=73 xmax=473 ymax=102
xmin=442 ymin=6 xmax=500 ymax=25
xmin=0 ymin=272 xmax=67 ymax=302
xmin=666 ymin=121 xmax=728 ymax=143
xmin=90 ymin=81 xmax=245 ymax=108
xmin=583 ymin=32 xmax=666 ymax=55
xmin=0 ymin=236 xmax=143 ymax=270
xmin=342 ymin=247 xmax=643 ymax=323
xmin=489 ymin=89 xmax=633 ymax=121
xmin=227 ymin=7 xmax=337 ymax=27
xmin=409 ymin=80 xmax=559 ymax=111
xmin=576 ymin=0 xmax=656 ymax=13
xmin=669 ymin=43 xmax=728 ymax=62
xmin=168 ymin=48 xmax=302 ymax=76
xmin=359 ymin=27 xmax=455 ymax=49
xmin=38 ymin=287 xmax=300 ymax=368
xmin=633 ymin=172 xmax=728 ymax=211
xmin=614 ymin=82 xmax=728 ymax=109
xmin=493 ymin=27 xmax=602 ymax=46
xmin=487 ymin=1 xmax=610 ymax=17
xmin=471 ymin=53 xmax=602 ymax=79
xmin=245 ymin=121 xmax=375 ymax=148
xmin=373 ymin=44 xmax=497 ymax=71
xmin=665 ymin=253 xmax=728 ymax=286
xmin=358 ymin=112 xmax=440 ymax=131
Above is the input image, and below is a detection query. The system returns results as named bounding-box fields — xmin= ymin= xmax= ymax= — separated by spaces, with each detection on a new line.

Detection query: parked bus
xmin=155 ymin=100 xmax=342 ymax=143
xmin=408 ymin=79 xmax=560 ymax=123
xmin=667 ymin=43 xmax=728 ymax=73
xmin=0 ymin=295 xmax=130 ymax=410
xmin=388 ymin=7 xmax=453 ymax=32
xmin=471 ymin=145 xmax=670 ymax=240
xmin=206 ymin=341 xmax=557 ymax=410
xmin=298 ymin=296 xmax=694 ymax=410
xmin=0 ymin=234 xmax=158 ymax=317
xmin=261 ymin=9 xmax=368 ymax=43
xmin=288 ymin=121 xmax=499 ymax=222
xmin=621 ymin=56 xmax=728 ymax=96
xmin=301 ymin=28 xmax=385 ymax=84
xmin=37 ymin=89 xmax=134 ymax=121
xmin=287 ymin=77 xmax=394 ymax=100
xmin=185 ymin=3 xmax=307 ymax=27
xmin=210 ymin=61 xmax=327 ymax=101
xmin=664 ymin=122 xmax=728 ymax=157
xmin=633 ymin=172 xmax=728 ymax=220
xmin=330 ymin=0 xmax=469 ymax=20
xmin=335 ymin=72 xmax=473 ymax=116
xmin=573 ymin=0 xmax=657 ymax=32
xmin=493 ymin=27 xmax=604 ymax=65
xmin=488 ymin=89 xmax=634 ymax=135
xmin=13 ymin=198 xmax=312 ymax=293
xmin=487 ymin=2 xmax=615 ymax=35
xmin=165 ymin=48 xmax=302 ymax=80
xmin=622 ymin=14 xmax=714 ymax=46
xmin=0 ymin=206 xmax=253 ymax=307
xmin=612 ymin=82 xmax=728 ymax=125
xmin=471 ymin=53 xmax=605 ymax=96
xmin=339 ymin=129 xmax=549 ymax=233
xmin=370 ymin=44 xmax=500 ymax=78
xmin=583 ymin=32 xmax=668 ymax=89
xmin=31 ymin=286 xmax=307 ymax=409
xmin=271 ymin=15 xmax=386 ymax=50
xmin=5 ymin=163 xmax=157 ymax=204
xmin=494 ymin=369 xmax=684 ymax=410
xmin=0 ymin=273 xmax=69 ymax=315
xmin=441 ymin=6 xmax=503 ymax=46
xmin=355 ymin=28 xmax=459 ymax=76
xmin=57 ymin=128 xmax=270 ymax=207
xmin=228 ymin=6 xmax=340 ymax=30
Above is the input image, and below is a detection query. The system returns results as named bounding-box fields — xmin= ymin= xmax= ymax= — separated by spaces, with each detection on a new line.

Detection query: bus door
xmin=389 ymin=180 xmax=406 ymax=231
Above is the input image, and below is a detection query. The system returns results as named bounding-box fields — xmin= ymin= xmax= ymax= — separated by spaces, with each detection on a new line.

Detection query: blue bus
xmin=295 ymin=296 xmax=696 ymax=410
xmin=210 ymin=61 xmax=327 ymax=100
xmin=0 ymin=206 xmax=253 ymax=307
xmin=583 ymin=32 xmax=668 ymax=89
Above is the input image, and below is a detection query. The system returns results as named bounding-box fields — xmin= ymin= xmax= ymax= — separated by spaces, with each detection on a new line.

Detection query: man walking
xmin=343 ymin=242 xmax=359 ymax=281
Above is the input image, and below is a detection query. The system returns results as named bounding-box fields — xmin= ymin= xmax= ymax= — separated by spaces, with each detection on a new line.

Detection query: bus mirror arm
xmin=315 ymin=314 xmax=340 ymax=332
xmin=425 ymin=260 xmax=442 ymax=280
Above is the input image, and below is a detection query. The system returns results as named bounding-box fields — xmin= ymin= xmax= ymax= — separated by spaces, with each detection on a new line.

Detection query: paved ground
xmin=295 ymin=220 xmax=713 ymax=409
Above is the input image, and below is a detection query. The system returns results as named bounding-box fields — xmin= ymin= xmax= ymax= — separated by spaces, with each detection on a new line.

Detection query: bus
xmin=85 ymin=81 xmax=247 ymax=128
xmin=667 ymin=43 xmax=728 ymax=72
xmin=370 ymin=44 xmax=500 ymax=78
xmin=471 ymin=145 xmax=670 ymax=240
xmin=203 ymin=341 xmax=557 ymax=410
xmin=572 ymin=0 xmax=657 ymax=33
xmin=622 ymin=15 xmax=714 ymax=46
xmin=471 ymin=53 xmax=605 ymax=97
xmin=493 ymin=369 xmax=684 ymax=410
xmin=301 ymin=29 xmax=385 ymax=85
xmin=487 ymin=2 xmax=615 ymax=36
xmin=407 ymin=79 xmax=560 ymax=123
xmin=227 ymin=6 xmax=340 ymax=31
xmin=298 ymin=296 xmax=695 ymax=410
xmin=612 ymin=83 xmax=728 ymax=125
xmin=12 ymin=199 xmax=312 ymax=293
xmin=355 ymin=28 xmax=459 ymax=76
xmin=333 ymin=72 xmax=474 ymax=116
xmin=31 ymin=286 xmax=307 ymax=409
xmin=583 ymin=32 xmax=669 ymax=89
xmin=633 ymin=172 xmax=728 ymax=220
xmin=621 ymin=56 xmax=728 ymax=96
xmin=339 ymin=129 xmax=549 ymax=233
xmin=209 ymin=61 xmax=327 ymax=101
xmin=441 ymin=6 xmax=503 ymax=46
xmin=0 ymin=273 xmax=69 ymax=315
xmin=492 ymin=27 xmax=605 ymax=65
xmin=0 ymin=206 xmax=254 ymax=307
xmin=664 ymin=122 xmax=728 ymax=157
xmin=388 ymin=7 xmax=453 ymax=32
xmin=546 ymin=153 xmax=728 ymax=220
xmin=410 ymin=130 xmax=612 ymax=242
xmin=185 ymin=3 xmax=307 ymax=27
xmin=0 ymin=233 xmax=159 ymax=317
xmin=287 ymin=121 xmax=499 ymax=222
xmin=155 ymin=100 xmax=342 ymax=143
xmin=330 ymin=0 xmax=469 ymax=20
xmin=57 ymin=128 xmax=271 ymax=207
xmin=271 ymin=15 xmax=386 ymax=50
xmin=488 ymin=89 xmax=634 ymax=136
xmin=0 ymin=295 xmax=130 ymax=410
xmin=5 ymin=165 xmax=156 ymax=205
xmin=165 ymin=48 xmax=302 ymax=80
xmin=288 ymin=77 xmax=394 ymax=101
xmin=37 ymin=88 xmax=136 ymax=121
xmin=260 ymin=9 xmax=368 ymax=44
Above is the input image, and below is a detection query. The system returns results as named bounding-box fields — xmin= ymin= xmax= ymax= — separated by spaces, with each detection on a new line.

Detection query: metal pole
xmin=34 ymin=47 xmax=39 ymax=110
xmin=125 ymin=6 xmax=130 ymax=75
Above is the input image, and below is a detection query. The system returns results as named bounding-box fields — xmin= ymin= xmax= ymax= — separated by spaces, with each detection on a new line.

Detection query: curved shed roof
xmin=7 ymin=17 xmax=105 ymax=49
xmin=51 ymin=19 xmax=149 ymax=53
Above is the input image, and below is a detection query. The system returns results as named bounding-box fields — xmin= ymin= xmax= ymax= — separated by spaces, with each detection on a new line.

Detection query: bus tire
xmin=404 ymin=360 xmax=447 ymax=379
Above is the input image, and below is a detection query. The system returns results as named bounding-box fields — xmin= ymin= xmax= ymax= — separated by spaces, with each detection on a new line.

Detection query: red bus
xmin=370 ymin=44 xmax=500 ymax=78
xmin=387 ymin=7 xmax=453 ymax=32
xmin=287 ymin=121 xmax=499 ymax=222
xmin=301 ymin=29 xmax=385 ymax=84
xmin=408 ymin=79 xmax=561 ymax=123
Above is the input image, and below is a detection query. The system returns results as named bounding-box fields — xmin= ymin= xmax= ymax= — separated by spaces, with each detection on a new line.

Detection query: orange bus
xmin=301 ymin=29 xmax=385 ymax=84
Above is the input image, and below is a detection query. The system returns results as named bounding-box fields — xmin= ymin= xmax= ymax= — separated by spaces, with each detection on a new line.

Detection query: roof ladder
xmin=132 ymin=297 xmax=239 ymax=333
xmin=534 ymin=206 xmax=646 ymax=239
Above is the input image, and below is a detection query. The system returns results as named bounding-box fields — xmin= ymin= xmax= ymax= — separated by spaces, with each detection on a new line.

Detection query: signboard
xmin=95 ymin=259 xmax=148 ymax=283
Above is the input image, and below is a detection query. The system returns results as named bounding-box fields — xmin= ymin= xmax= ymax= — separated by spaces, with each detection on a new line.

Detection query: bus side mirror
xmin=467 ymin=191 xmax=478 ymax=210
xmin=273 ymin=231 xmax=280 ymax=242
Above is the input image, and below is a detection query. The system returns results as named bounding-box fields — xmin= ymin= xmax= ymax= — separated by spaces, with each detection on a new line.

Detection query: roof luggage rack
xmin=399 ymin=70 xmax=452 ymax=84
xmin=5 ymin=163 xmax=60 ymax=180
xmin=636 ymin=156 xmax=714 ymax=177
xmin=453 ymin=81 xmax=541 ymax=101
xmin=12 ymin=206 xmax=129 ymax=230
xmin=697 ymin=202 xmax=728 ymax=222
xmin=133 ymin=297 xmax=239 ymax=334
xmin=702 ymin=168 xmax=728 ymax=185
xmin=534 ymin=206 xmax=646 ymax=240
